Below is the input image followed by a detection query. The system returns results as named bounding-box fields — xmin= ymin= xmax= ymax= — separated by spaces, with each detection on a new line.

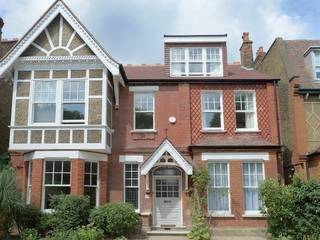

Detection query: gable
xmin=22 ymin=14 xmax=94 ymax=57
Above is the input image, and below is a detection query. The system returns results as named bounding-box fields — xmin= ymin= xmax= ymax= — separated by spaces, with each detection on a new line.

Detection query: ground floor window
xmin=208 ymin=162 xmax=230 ymax=213
xmin=26 ymin=161 xmax=32 ymax=204
xmin=84 ymin=161 xmax=98 ymax=207
xmin=124 ymin=163 xmax=139 ymax=209
xmin=243 ymin=162 xmax=264 ymax=213
xmin=43 ymin=160 xmax=71 ymax=209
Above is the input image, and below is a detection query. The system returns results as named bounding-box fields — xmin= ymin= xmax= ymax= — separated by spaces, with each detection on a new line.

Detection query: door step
xmin=147 ymin=227 xmax=189 ymax=236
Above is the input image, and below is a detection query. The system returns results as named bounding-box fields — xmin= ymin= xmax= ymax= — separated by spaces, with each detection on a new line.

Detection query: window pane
xmin=172 ymin=63 xmax=185 ymax=75
xmin=171 ymin=48 xmax=185 ymax=61
xmin=203 ymin=112 xmax=221 ymax=128
xmin=34 ymin=103 xmax=56 ymax=123
xmin=63 ymin=162 xmax=71 ymax=172
xmin=84 ymin=174 xmax=91 ymax=185
xmin=134 ymin=94 xmax=153 ymax=111
xmin=135 ymin=112 xmax=153 ymax=129
xmin=63 ymin=174 xmax=70 ymax=184
xmin=125 ymin=188 xmax=138 ymax=209
xmin=236 ymin=112 xmax=255 ymax=129
xmin=84 ymin=187 xmax=96 ymax=207
xmin=55 ymin=161 xmax=62 ymax=172
xmin=44 ymin=186 xmax=70 ymax=209
xmin=206 ymin=48 xmax=220 ymax=61
xmin=85 ymin=162 xmax=91 ymax=173
xmin=34 ymin=81 xmax=56 ymax=102
xmin=189 ymin=63 xmax=203 ymax=73
xmin=92 ymin=162 xmax=97 ymax=174
xmin=315 ymin=52 xmax=320 ymax=65
xmin=63 ymin=103 xmax=85 ymax=120
xmin=207 ymin=62 xmax=221 ymax=74
xmin=91 ymin=175 xmax=97 ymax=186
xmin=46 ymin=161 xmax=53 ymax=172
xmin=45 ymin=173 xmax=53 ymax=184
xmin=208 ymin=188 xmax=229 ymax=211
xmin=244 ymin=188 xmax=261 ymax=210
xmin=53 ymin=173 xmax=62 ymax=184
xmin=189 ymin=48 xmax=202 ymax=61
xmin=63 ymin=81 xmax=85 ymax=101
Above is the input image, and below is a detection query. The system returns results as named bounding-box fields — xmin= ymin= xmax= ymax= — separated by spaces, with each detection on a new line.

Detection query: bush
xmin=89 ymin=202 xmax=139 ymax=237
xmin=72 ymin=224 xmax=104 ymax=240
xmin=15 ymin=204 xmax=43 ymax=232
xmin=20 ymin=228 xmax=40 ymax=240
xmin=260 ymin=177 xmax=320 ymax=239
xmin=47 ymin=194 xmax=90 ymax=231
xmin=0 ymin=167 xmax=21 ymax=238
xmin=45 ymin=230 xmax=74 ymax=240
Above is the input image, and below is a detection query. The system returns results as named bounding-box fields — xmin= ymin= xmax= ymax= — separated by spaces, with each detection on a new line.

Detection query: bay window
xmin=201 ymin=92 xmax=223 ymax=130
xmin=43 ymin=160 xmax=71 ymax=209
xmin=84 ymin=161 xmax=98 ymax=207
xmin=235 ymin=91 xmax=257 ymax=130
xmin=243 ymin=162 xmax=264 ymax=214
xmin=124 ymin=163 xmax=139 ymax=209
xmin=63 ymin=80 xmax=85 ymax=122
xmin=33 ymin=81 xmax=56 ymax=123
xmin=170 ymin=47 xmax=222 ymax=76
xmin=134 ymin=93 xmax=154 ymax=130
xmin=208 ymin=162 xmax=230 ymax=214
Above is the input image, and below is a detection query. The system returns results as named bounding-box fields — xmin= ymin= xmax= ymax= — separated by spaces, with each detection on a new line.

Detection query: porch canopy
xmin=140 ymin=139 xmax=193 ymax=175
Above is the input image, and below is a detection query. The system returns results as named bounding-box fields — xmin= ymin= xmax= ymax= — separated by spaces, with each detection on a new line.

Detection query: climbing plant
xmin=188 ymin=167 xmax=211 ymax=240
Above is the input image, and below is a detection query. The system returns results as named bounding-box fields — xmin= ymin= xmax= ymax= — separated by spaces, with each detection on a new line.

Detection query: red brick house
xmin=1 ymin=0 xmax=282 ymax=230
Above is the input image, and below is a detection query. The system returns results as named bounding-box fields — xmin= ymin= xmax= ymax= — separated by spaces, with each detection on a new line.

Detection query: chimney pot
xmin=242 ymin=32 xmax=250 ymax=42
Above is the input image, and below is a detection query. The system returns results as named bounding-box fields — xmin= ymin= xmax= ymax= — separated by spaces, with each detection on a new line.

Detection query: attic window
xmin=170 ymin=47 xmax=222 ymax=77
xmin=314 ymin=51 xmax=320 ymax=80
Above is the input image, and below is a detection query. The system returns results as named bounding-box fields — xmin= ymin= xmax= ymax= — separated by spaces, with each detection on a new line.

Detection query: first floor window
xmin=134 ymin=93 xmax=154 ymax=130
xmin=201 ymin=92 xmax=223 ymax=129
xmin=243 ymin=162 xmax=264 ymax=213
xmin=124 ymin=164 xmax=139 ymax=209
xmin=208 ymin=162 xmax=229 ymax=213
xmin=43 ymin=160 xmax=71 ymax=209
xmin=84 ymin=162 xmax=98 ymax=207
xmin=33 ymin=81 xmax=56 ymax=123
xmin=63 ymin=80 xmax=85 ymax=122
xmin=235 ymin=91 xmax=257 ymax=130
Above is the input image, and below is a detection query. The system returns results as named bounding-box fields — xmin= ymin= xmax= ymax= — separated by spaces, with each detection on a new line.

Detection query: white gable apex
xmin=0 ymin=0 xmax=120 ymax=77
xmin=141 ymin=139 xmax=193 ymax=175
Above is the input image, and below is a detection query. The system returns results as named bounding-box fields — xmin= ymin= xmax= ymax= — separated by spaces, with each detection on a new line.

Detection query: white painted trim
xmin=164 ymin=35 xmax=227 ymax=43
xmin=202 ymin=152 xmax=269 ymax=161
xmin=201 ymin=90 xmax=224 ymax=131
xmin=119 ymin=155 xmax=144 ymax=163
xmin=141 ymin=139 xmax=193 ymax=175
xmin=24 ymin=150 xmax=107 ymax=162
xmin=129 ymin=86 xmax=159 ymax=92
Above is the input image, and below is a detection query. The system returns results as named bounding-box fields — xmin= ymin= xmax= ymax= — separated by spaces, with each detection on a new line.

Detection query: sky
xmin=0 ymin=0 xmax=319 ymax=64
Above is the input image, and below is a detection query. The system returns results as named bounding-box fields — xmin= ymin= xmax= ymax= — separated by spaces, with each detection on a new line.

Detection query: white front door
xmin=154 ymin=177 xmax=182 ymax=227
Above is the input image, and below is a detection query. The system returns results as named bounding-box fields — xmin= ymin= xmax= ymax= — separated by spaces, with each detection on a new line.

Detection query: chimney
xmin=0 ymin=18 xmax=3 ymax=49
xmin=240 ymin=32 xmax=253 ymax=68
xmin=254 ymin=46 xmax=266 ymax=64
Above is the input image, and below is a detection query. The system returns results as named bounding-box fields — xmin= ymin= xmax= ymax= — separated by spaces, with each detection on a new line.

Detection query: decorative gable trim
xmin=141 ymin=139 xmax=193 ymax=175
xmin=0 ymin=0 xmax=122 ymax=81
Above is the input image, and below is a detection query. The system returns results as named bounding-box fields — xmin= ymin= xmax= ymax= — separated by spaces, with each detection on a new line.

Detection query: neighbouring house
xmin=255 ymin=38 xmax=320 ymax=180
xmin=0 ymin=0 xmax=282 ymax=230
xmin=0 ymin=18 xmax=18 ymax=153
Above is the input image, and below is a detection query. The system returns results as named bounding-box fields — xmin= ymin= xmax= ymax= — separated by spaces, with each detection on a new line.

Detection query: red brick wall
xmin=31 ymin=159 xmax=43 ymax=208
xmin=99 ymin=161 xmax=108 ymax=205
xmin=71 ymin=159 xmax=84 ymax=196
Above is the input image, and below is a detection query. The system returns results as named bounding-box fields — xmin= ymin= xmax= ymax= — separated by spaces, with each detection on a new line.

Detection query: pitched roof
xmin=283 ymin=40 xmax=320 ymax=89
xmin=124 ymin=63 xmax=278 ymax=82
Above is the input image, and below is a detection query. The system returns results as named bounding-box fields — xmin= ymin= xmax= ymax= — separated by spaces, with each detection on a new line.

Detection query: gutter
xmin=188 ymin=144 xmax=281 ymax=150
xmin=127 ymin=79 xmax=279 ymax=85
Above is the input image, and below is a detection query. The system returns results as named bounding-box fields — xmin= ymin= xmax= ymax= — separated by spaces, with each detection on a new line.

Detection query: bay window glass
xmin=206 ymin=48 xmax=221 ymax=75
xmin=63 ymin=80 xmax=85 ymax=122
xmin=235 ymin=91 xmax=257 ymax=130
xmin=43 ymin=160 xmax=71 ymax=209
xmin=134 ymin=93 xmax=154 ymax=130
xmin=201 ymin=92 xmax=223 ymax=129
xmin=124 ymin=164 xmax=139 ymax=209
xmin=84 ymin=162 xmax=98 ymax=207
xmin=208 ymin=163 xmax=230 ymax=213
xmin=171 ymin=48 xmax=186 ymax=76
xmin=33 ymin=81 xmax=56 ymax=123
xmin=189 ymin=48 xmax=203 ymax=74
xmin=243 ymin=162 xmax=264 ymax=213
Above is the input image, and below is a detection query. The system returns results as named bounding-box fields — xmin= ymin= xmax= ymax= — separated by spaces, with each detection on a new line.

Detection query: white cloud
xmin=0 ymin=0 xmax=309 ymax=63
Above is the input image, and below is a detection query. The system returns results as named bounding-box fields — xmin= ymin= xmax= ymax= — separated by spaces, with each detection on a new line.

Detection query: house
xmin=1 ymin=0 xmax=282 ymax=230
xmin=255 ymin=38 xmax=320 ymax=180
xmin=0 ymin=18 xmax=17 ymax=153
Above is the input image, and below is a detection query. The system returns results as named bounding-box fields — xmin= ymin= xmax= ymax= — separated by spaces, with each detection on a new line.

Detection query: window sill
xmin=242 ymin=213 xmax=264 ymax=218
xmin=235 ymin=129 xmax=261 ymax=133
xmin=207 ymin=213 xmax=234 ymax=218
xmin=201 ymin=129 xmax=226 ymax=133
xmin=131 ymin=130 xmax=157 ymax=134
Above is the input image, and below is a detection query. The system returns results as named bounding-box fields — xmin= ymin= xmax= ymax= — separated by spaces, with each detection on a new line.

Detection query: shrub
xmin=260 ymin=177 xmax=320 ymax=239
xmin=20 ymin=228 xmax=40 ymax=240
xmin=45 ymin=230 xmax=74 ymax=240
xmin=72 ymin=224 xmax=104 ymax=240
xmin=15 ymin=204 xmax=43 ymax=232
xmin=0 ymin=167 xmax=21 ymax=238
xmin=47 ymin=194 xmax=90 ymax=231
xmin=89 ymin=202 xmax=139 ymax=237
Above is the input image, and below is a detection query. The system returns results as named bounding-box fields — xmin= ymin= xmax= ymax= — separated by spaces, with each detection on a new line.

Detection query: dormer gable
xmin=164 ymin=34 xmax=227 ymax=77
xmin=304 ymin=46 xmax=320 ymax=81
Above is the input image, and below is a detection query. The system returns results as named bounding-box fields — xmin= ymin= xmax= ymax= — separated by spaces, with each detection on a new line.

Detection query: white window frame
xmin=62 ymin=79 xmax=86 ymax=123
xmin=170 ymin=47 xmax=223 ymax=77
xmin=123 ymin=163 xmax=140 ymax=212
xmin=26 ymin=161 xmax=32 ymax=204
xmin=171 ymin=48 xmax=187 ymax=76
xmin=312 ymin=51 xmax=320 ymax=81
xmin=188 ymin=48 xmax=203 ymax=75
xmin=32 ymin=80 xmax=57 ymax=125
xmin=207 ymin=162 xmax=231 ymax=216
xmin=84 ymin=161 xmax=99 ymax=207
xmin=133 ymin=92 xmax=155 ymax=131
xmin=41 ymin=159 xmax=71 ymax=211
xmin=234 ymin=90 xmax=258 ymax=131
xmin=201 ymin=91 xmax=224 ymax=131
xmin=242 ymin=162 xmax=265 ymax=216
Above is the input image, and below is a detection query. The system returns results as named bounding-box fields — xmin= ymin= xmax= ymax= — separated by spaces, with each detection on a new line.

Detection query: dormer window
xmin=170 ymin=47 xmax=222 ymax=77
xmin=314 ymin=51 xmax=320 ymax=80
